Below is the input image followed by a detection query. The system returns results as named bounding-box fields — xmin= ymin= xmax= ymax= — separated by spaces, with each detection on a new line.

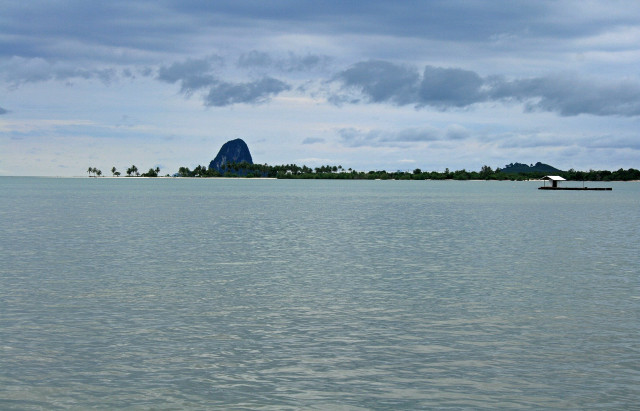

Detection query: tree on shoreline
xmin=87 ymin=167 xmax=102 ymax=177
xmin=141 ymin=167 xmax=160 ymax=177
xmin=126 ymin=165 xmax=139 ymax=177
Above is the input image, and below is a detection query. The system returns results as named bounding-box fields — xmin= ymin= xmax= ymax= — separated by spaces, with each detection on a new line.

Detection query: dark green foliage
xmin=564 ymin=167 xmax=640 ymax=181
xmin=171 ymin=162 xmax=639 ymax=181
xmin=126 ymin=165 xmax=139 ymax=177
xmin=501 ymin=162 xmax=562 ymax=174
xmin=141 ymin=167 xmax=159 ymax=177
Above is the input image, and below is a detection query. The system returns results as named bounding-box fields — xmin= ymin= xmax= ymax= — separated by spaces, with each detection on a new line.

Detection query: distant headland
xmin=88 ymin=139 xmax=640 ymax=181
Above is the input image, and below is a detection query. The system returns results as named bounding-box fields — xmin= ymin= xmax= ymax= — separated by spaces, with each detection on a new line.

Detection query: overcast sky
xmin=1 ymin=0 xmax=639 ymax=176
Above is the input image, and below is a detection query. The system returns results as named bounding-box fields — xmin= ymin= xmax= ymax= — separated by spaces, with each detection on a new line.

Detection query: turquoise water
xmin=1 ymin=177 xmax=638 ymax=409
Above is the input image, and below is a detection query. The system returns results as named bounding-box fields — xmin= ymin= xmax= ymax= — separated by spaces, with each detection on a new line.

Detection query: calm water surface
xmin=1 ymin=177 xmax=638 ymax=409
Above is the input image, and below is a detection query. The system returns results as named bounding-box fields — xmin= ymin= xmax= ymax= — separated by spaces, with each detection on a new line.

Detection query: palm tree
xmin=96 ymin=169 xmax=102 ymax=177
xmin=111 ymin=166 xmax=117 ymax=176
xmin=127 ymin=165 xmax=138 ymax=177
xmin=87 ymin=167 xmax=93 ymax=177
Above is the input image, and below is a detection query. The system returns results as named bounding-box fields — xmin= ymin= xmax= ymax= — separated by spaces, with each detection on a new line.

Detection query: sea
xmin=1 ymin=177 xmax=638 ymax=410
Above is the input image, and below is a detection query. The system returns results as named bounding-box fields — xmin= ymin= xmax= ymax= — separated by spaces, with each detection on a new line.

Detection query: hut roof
xmin=541 ymin=175 xmax=566 ymax=181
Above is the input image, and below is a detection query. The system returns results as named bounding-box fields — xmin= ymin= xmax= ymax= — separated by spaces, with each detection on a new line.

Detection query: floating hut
xmin=539 ymin=175 xmax=612 ymax=191
xmin=541 ymin=175 xmax=565 ymax=188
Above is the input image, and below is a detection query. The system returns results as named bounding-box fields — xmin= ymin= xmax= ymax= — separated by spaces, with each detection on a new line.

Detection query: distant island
xmin=499 ymin=162 xmax=562 ymax=174
xmin=89 ymin=139 xmax=640 ymax=181
xmin=172 ymin=162 xmax=640 ymax=181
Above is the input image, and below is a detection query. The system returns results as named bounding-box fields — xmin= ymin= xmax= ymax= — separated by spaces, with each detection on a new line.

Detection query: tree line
xmin=88 ymin=162 xmax=640 ymax=181
xmin=172 ymin=162 xmax=640 ymax=181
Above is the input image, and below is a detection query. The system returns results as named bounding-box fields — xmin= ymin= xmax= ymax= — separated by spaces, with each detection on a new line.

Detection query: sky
xmin=1 ymin=0 xmax=639 ymax=176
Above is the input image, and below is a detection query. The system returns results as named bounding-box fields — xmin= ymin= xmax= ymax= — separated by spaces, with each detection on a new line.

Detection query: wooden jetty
xmin=539 ymin=186 xmax=612 ymax=191
xmin=538 ymin=175 xmax=612 ymax=191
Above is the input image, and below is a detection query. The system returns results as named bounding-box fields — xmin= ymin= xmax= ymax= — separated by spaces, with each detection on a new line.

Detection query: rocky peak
xmin=209 ymin=139 xmax=253 ymax=173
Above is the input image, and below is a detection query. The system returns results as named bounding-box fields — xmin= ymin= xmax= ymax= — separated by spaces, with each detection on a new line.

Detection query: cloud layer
xmin=156 ymin=56 xmax=292 ymax=106
xmin=334 ymin=61 xmax=640 ymax=117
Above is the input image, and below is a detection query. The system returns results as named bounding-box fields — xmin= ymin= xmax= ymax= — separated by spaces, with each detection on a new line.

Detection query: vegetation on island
xmin=88 ymin=162 xmax=640 ymax=181
xmin=87 ymin=167 xmax=102 ymax=177
xmin=86 ymin=165 xmax=166 ymax=177
xmin=172 ymin=162 xmax=640 ymax=181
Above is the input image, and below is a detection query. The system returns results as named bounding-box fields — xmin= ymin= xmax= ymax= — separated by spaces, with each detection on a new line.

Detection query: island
xmin=89 ymin=139 xmax=640 ymax=181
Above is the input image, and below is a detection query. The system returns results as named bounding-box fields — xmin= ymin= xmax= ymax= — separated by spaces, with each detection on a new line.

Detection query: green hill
xmin=500 ymin=162 xmax=562 ymax=174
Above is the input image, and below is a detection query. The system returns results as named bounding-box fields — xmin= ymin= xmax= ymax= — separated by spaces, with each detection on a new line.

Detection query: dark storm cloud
xmin=333 ymin=60 xmax=640 ymax=117
xmin=204 ymin=77 xmax=290 ymax=106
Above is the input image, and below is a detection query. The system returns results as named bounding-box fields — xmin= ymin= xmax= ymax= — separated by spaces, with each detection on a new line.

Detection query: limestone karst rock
xmin=209 ymin=139 xmax=253 ymax=174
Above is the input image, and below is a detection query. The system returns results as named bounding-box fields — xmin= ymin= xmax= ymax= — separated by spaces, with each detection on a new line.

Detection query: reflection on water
xmin=1 ymin=178 xmax=639 ymax=409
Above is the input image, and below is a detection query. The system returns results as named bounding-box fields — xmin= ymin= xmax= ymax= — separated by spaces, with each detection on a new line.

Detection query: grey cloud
xmin=3 ymin=1 xmax=635 ymax=68
xmin=339 ymin=126 xmax=441 ymax=147
xmin=94 ymin=68 xmax=117 ymax=85
xmin=238 ymin=51 xmax=331 ymax=72
xmin=333 ymin=61 xmax=485 ymax=108
xmin=338 ymin=128 xmax=372 ymax=147
xmin=139 ymin=67 xmax=154 ymax=77
xmin=237 ymin=51 xmax=273 ymax=68
xmin=418 ymin=66 xmax=485 ymax=107
xmin=157 ymin=56 xmax=290 ymax=106
xmin=585 ymin=136 xmax=640 ymax=150
xmin=0 ymin=107 xmax=7 ymax=115
xmin=286 ymin=54 xmax=331 ymax=72
xmin=391 ymin=128 xmax=440 ymax=142
xmin=0 ymin=57 xmax=119 ymax=86
xmin=495 ymin=132 xmax=581 ymax=149
xmin=445 ymin=125 xmax=471 ymax=140
xmin=492 ymin=75 xmax=640 ymax=117
xmin=1 ymin=1 xmax=193 ymax=62
xmin=204 ymin=77 xmax=290 ymax=106
xmin=333 ymin=60 xmax=640 ymax=117
xmin=166 ymin=1 xmax=611 ymax=43
xmin=157 ymin=56 xmax=222 ymax=95
xmin=334 ymin=60 xmax=420 ymax=105
xmin=302 ymin=137 xmax=325 ymax=144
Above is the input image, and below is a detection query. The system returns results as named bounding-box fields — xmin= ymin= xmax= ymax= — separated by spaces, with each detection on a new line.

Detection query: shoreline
xmin=2 ymin=176 xmax=638 ymax=182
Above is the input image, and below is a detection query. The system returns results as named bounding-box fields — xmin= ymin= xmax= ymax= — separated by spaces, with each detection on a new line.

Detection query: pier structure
xmin=539 ymin=175 xmax=612 ymax=191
